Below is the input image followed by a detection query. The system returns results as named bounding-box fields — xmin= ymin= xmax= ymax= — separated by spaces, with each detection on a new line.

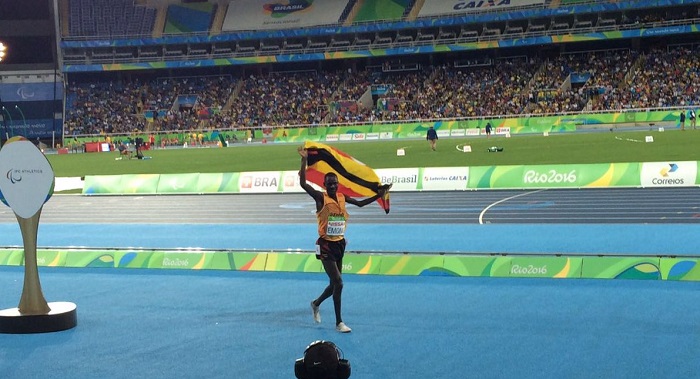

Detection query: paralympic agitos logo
xmin=6 ymin=168 xmax=44 ymax=184
xmin=263 ymin=0 xmax=313 ymax=17
xmin=6 ymin=169 xmax=21 ymax=184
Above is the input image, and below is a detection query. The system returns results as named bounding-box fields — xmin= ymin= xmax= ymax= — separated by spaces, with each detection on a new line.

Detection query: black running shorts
xmin=316 ymin=238 xmax=346 ymax=262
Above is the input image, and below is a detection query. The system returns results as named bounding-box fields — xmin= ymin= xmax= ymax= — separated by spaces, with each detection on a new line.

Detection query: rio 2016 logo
xmin=523 ymin=169 xmax=577 ymax=184
xmin=510 ymin=264 xmax=547 ymax=275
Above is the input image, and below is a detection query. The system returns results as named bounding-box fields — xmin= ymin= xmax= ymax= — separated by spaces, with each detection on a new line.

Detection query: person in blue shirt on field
xmin=485 ymin=122 xmax=492 ymax=138
xmin=426 ymin=126 xmax=438 ymax=151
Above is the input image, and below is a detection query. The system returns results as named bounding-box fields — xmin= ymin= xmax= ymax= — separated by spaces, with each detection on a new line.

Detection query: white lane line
xmin=479 ymin=189 xmax=547 ymax=224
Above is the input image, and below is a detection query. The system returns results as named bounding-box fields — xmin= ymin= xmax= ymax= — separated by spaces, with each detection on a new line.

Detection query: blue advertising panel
xmin=0 ymin=83 xmax=63 ymax=139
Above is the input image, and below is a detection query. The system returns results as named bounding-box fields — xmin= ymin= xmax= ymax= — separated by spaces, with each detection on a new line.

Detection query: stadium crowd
xmin=64 ymin=45 xmax=700 ymax=136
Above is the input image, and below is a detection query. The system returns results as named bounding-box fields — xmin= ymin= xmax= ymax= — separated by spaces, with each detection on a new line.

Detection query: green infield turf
xmin=47 ymin=130 xmax=700 ymax=178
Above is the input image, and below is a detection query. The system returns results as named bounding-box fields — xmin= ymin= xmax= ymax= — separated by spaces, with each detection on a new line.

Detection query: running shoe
xmin=310 ymin=301 xmax=321 ymax=324
xmin=336 ymin=322 xmax=351 ymax=333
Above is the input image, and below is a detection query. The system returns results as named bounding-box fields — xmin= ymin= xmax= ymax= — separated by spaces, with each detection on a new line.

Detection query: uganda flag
xmin=303 ymin=141 xmax=390 ymax=214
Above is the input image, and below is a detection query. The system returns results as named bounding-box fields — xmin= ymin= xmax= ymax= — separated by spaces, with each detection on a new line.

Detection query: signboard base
xmin=0 ymin=302 xmax=77 ymax=334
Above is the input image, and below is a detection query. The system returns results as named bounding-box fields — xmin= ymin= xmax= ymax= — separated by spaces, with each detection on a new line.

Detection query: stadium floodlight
xmin=15 ymin=105 xmax=26 ymax=126
xmin=0 ymin=42 xmax=6 ymax=62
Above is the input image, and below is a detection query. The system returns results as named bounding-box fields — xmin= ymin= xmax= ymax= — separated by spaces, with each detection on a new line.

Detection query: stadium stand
xmin=68 ymin=0 xmax=156 ymax=38
xmin=57 ymin=0 xmax=700 ymax=137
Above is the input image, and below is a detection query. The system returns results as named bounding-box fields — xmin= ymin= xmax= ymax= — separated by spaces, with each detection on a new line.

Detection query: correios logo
xmin=264 ymin=0 xmax=313 ymax=17
xmin=660 ymin=163 xmax=678 ymax=177
xmin=653 ymin=163 xmax=684 ymax=185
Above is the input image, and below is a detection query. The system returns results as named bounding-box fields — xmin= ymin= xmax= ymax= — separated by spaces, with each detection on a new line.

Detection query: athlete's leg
xmin=317 ymin=259 xmax=344 ymax=325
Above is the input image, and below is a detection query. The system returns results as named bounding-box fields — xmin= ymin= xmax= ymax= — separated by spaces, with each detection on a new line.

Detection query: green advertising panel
xmin=229 ymin=252 xmax=268 ymax=271
xmin=36 ymin=250 xmax=67 ymax=267
xmin=508 ymin=257 xmax=583 ymax=279
xmin=118 ymin=174 xmax=160 ymax=194
xmin=520 ymin=163 xmax=640 ymax=188
xmin=157 ymin=173 xmax=201 ymax=194
xmin=84 ymin=174 xmax=160 ymax=195
xmin=196 ymin=173 xmax=240 ymax=193
xmin=578 ymin=163 xmax=640 ymax=187
xmin=660 ymin=258 xmax=700 ymax=281
xmin=378 ymin=255 xmax=445 ymax=276
xmin=265 ymin=252 xmax=323 ymax=273
xmin=115 ymin=250 xmax=156 ymax=269
xmin=147 ymin=251 xmax=225 ymax=270
xmin=443 ymin=256 xmax=501 ymax=277
xmin=65 ymin=250 xmax=116 ymax=268
xmin=83 ymin=174 xmax=125 ymax=194
xmin=352 ymin=0 xmax=408 ymax=22
xmin=469 ymin=165 xmax=522 ymax=189
xmin=468 ymin=163 xmax=641 ymax=189
xmin=580 ymin=257 xmax=661 ymax=280
xmin=0 ymin=249 xmax=23 ymax=266
xmin=4 ymin=248 xmax=700 ymax=282
xmin=342 ymin=254 xmax=383 ymax=275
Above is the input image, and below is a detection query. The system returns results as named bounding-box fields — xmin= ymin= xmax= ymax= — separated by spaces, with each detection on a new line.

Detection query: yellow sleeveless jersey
xmin=317 ymin=193 xmax=349 ymax=241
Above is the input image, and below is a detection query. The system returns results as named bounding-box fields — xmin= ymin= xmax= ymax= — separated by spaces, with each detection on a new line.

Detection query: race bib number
xmin=326 ymin=215 xmax=346 ymax=236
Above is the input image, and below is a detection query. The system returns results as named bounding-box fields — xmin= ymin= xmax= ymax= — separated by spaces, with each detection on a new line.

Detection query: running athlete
xmin=298 ymin=147 xmax=391 ymax=333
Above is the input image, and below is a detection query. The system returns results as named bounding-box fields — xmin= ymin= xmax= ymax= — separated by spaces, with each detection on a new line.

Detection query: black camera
xmin=295 ymin=340 xmax=351 ymax=379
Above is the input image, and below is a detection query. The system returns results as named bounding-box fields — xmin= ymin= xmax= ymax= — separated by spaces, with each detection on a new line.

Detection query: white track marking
xmin=479 ymin=189 xmax=547 ymax=224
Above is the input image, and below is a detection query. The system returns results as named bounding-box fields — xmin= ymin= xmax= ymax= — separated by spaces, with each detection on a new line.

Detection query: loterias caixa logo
xmin=263 ymin=0 xmax=313 ymax=18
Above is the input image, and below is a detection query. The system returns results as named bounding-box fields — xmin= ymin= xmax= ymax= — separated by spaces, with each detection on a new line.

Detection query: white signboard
xmin=281 ymin=170 xmax=305 ymax=193
xmin=466 ymin=129 xmax=481 ymax=136
xmin=223 ymin=0 xmax=347 ymax=31
xmin=238 ymin=171 xmax=282 ymax=193
xmin=375 ymin=168 xmax=420 ymax=191
xmin=419 ymin=0 xmax=545 ymax=17
xmin=0 ymin=139 xmax=54 ymax=218
xmin=421 ymin=167 xmax=469 ymax=191
xmin=641 ymin=161 xmax=697 ymax=187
